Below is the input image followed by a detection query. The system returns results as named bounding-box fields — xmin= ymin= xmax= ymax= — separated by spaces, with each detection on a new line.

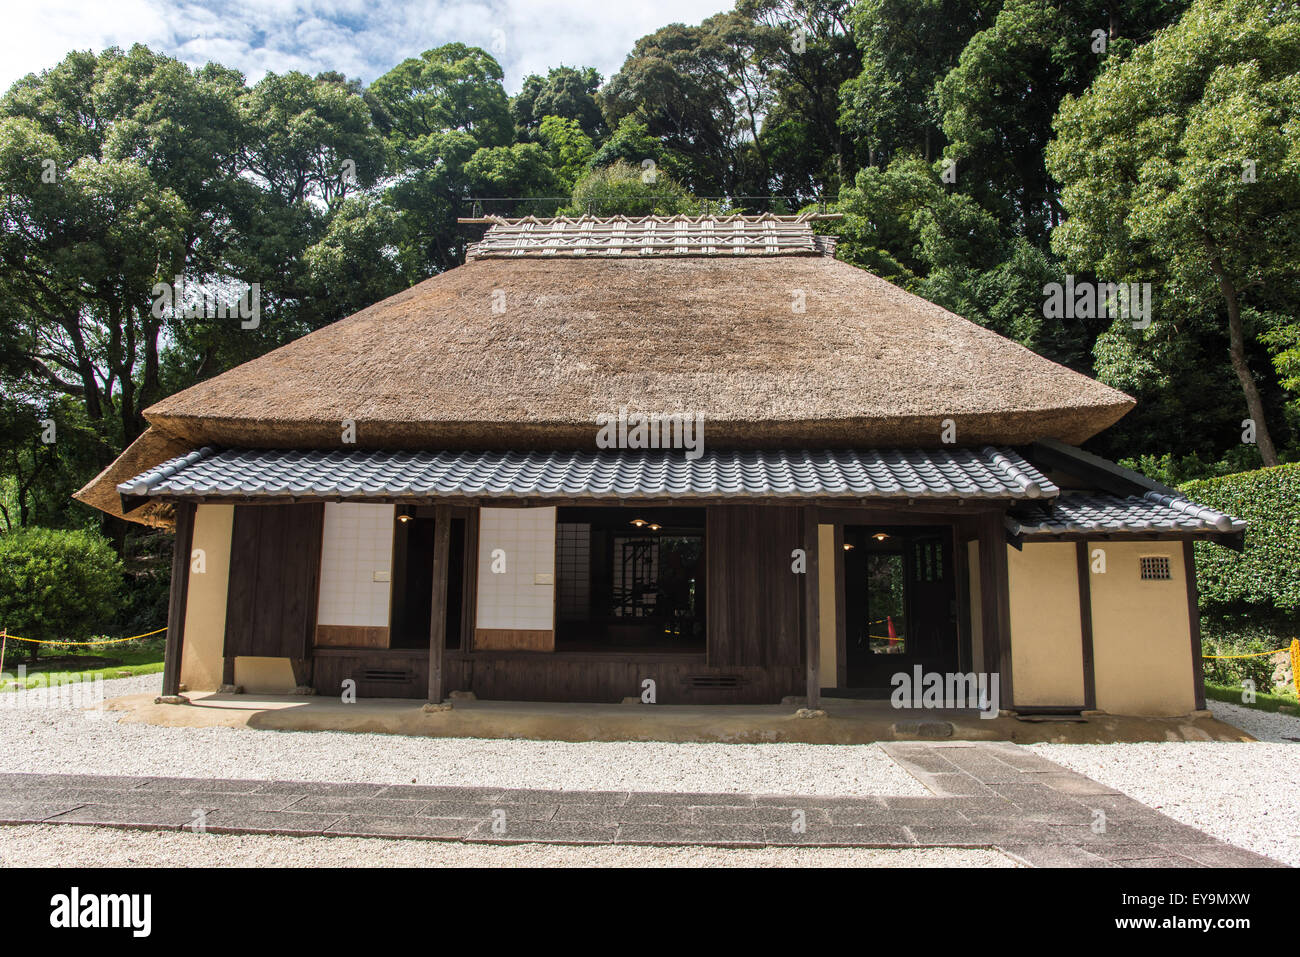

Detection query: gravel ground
xmin=1029 ymin=701 xmax=1300 ymax=867
xmin=0 ymin=675 xmax=926 ymax=797
xmin=0 ymin=824 xmax=1016 ymax=867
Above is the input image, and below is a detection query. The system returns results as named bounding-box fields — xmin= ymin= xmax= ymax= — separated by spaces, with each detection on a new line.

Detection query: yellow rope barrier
xmin=0 ymin=627 xmax=166 ymax=647
xmin=1202 ymin=646 xmax=1290 ymax=659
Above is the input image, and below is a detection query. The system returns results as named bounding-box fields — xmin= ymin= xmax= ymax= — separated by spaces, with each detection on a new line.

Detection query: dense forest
xmin=0 ymin=0 xmax=1297 ymax=640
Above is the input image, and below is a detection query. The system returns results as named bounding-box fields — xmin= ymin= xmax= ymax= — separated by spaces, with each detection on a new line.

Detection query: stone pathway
xmin=0 ymin=742 xmax=1281 ymax=867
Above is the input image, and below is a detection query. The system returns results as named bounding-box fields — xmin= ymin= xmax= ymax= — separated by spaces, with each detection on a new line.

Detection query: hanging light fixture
xmin=872 ymin=532 xmax=890 ymax=542
xmin=648 ymin=523 xmax=662 ymax=531
xmin=843 ymin=542 xmax=855 ymax=551
xmin=397 ymin=514 xmax=413 ymax=524
xmin=630 ymin=518 xmax=647 ymax=527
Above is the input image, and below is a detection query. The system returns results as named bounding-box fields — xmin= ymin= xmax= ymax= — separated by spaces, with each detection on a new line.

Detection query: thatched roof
xmin=74 ymin=427 xmax=185 ymax=527
xmin=141 ymin=259 xmax=1131 ymax=450
xmin=78 ymin=216 xmax=1135 ymax=523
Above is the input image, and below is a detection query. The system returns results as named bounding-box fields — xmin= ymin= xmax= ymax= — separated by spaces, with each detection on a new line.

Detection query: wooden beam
xmin=1185 ymin=540 xmax=1207 ymax=711
xmin=803 ymin=507 xmax=821 ymax=708
xmin=161 ymin=502 xmax=196 ymax=697
xmin=976 ymin=511 xmax=1014 ymax=709
xmin=954 ymin=526 xmax=972 ymax=675
xmin=461 ymin=508 xmax=480 ymax=653
xmin=833 ymin=522 xmax=847 ymax=689
xmin=427 ymin=504 xmax=452 ymax=703
xmin=1076 ymin=541 xmax=1097 ymax=711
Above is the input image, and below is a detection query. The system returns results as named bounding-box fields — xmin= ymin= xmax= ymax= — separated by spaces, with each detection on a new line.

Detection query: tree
xmin=938 ymin=0 xmax=1191 ymax=242
xmin=737 ymin=0 xmax=861 ymax=194
xmin=536 ymin=116 xmax=596 ymax=192
xmin=839 ymin=0 xmax=995 ymax=166
xmin=370 ymin=44 xmax=512 ymax=273
xmin=600 ymin=17 xmax=756 ymax=195
xmin=511 ymin=66 xmax=605 ymax=141
xmin=1048 ymin=0 xmax=1300 ymax=465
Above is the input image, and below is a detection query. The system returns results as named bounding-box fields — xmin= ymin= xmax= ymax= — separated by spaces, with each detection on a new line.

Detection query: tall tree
xmin=1048 ymin=0 xmax=1300 ymax=465
xmin=369 ymin=44 xmax=512 ymax=273
xmin=839 ymin=0 xmax=995 ymax=166
xmin=938 ymin=0 xmax=1190 ymax=243
xmin=511 ymin=66 xmax=605 ymax=141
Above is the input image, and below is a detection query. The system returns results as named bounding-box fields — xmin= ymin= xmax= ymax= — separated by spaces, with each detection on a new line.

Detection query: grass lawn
xmin=1205 ymin=680 xmax=1300 ymax=715
xmin=0 ymin=638 xmax=165 ymax=691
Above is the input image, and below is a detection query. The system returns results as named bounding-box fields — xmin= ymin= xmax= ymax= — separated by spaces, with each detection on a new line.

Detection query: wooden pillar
xmin=977 ymin=510 xmax=1013 ymax=710
xmin=1076 ymin=541 xmax=1097 ymax=710
xmin=427 ymin=504 xmax=452 ymax=703
xmin=161 ymin=502 xmax=196 ymax=697
xmin=803 ymin=507 xmax=821 ymax=708
xmin=1184 ymin=540 xmax=1207 ymax=711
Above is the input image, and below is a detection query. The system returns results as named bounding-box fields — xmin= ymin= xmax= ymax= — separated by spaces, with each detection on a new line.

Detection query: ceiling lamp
xmin=843 ymin=542 xmax=855 ymax=551
xmin=630 ymin=518 xmax=647 ymax=527
xmin=872 ymin=532 xmax=890 ymax=542
xmin=648 ymin=523 xmax=662 ymax=531
xmin=397 ymin=514 xmax=413 ymax=523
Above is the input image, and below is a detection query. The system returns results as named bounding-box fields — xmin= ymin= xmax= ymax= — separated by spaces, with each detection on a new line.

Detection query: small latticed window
xmin=1140 ymin=556 xmax=1172 ymax=581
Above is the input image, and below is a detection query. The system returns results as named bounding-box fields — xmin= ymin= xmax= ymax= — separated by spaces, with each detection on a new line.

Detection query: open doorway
xmin=842 ymin=524 xmax=959 ymax=690
xmin=554 ymin=506 xmax=706 ymax=652
xmin=388 ymin=506 xmax=465 ymax=650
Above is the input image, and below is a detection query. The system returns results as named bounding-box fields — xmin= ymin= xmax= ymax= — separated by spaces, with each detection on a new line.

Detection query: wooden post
xmin=1184 ymin=540 xmax=1206 ymax=711
xmin=977 ymin=510 xmax=1013 ymax=710
xmin=1076 ymin=541 xmax=1097 ymax=711
xmin=803 ymin=507 xmax=821 ymax=708
xmin=427 ymin=505 xmax=452 ymax=703
xmin=162 ymin=502 xmax=196 ymax=697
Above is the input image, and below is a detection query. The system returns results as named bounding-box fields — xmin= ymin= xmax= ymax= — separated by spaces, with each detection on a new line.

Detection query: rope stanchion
xmin=0 ymin=627 xmax=166 ymax=648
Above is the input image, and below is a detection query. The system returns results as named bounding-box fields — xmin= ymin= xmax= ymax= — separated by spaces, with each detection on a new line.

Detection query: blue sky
xmin=2 ymin=0 xmax=734 ymax=93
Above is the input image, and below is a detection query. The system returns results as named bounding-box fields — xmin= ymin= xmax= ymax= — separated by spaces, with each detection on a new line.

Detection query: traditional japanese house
xmin=78 ymin=214 xmax=1244 ymax=716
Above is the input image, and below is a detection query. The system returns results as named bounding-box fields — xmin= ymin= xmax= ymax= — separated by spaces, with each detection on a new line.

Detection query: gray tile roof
xmin=464 ymin=213 xmax=828 ymax=259
xmin=1007 ymin=491 xmax=1245 ymax=538
xmin=119 ymin=446 xmax=1058 ymax=503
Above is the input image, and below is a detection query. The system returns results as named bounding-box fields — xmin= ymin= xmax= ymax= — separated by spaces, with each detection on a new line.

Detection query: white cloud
xmin=0 ymin=0 xmax=734 ymax=93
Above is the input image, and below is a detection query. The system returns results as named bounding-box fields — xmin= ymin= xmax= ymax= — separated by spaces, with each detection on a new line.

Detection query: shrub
xmin=0 ymin=527 xmax=124 ymax=662
xmin=1181 ymin=464 xmax=1300 ymax=619
xmin=560 ymin=161 xmax=701 ymax=217
xmin=1200 ymin=622 xmax=1284 ymax=693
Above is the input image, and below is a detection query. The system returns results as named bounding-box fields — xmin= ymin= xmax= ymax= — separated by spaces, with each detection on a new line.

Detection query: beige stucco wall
xmin=1089 ymin=541 xmax=1195 ymax=716
xmin=234 ymin=656 xmax=298 ymax=694
xmin=817 ymin=524 xmax=837 ymax=685
xmin=179 ymin=504 xmax=233 ymax=692
xmin=1007 ymin=542 xmax=1085 ymax=707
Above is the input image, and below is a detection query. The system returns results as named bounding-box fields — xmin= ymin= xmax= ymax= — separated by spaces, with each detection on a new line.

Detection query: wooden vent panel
xmin=685 ymin=674 xmax=744 ymax=689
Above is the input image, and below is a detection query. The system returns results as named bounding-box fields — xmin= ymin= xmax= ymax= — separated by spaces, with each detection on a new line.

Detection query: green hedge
xmin=1181 ymin=464 xmax=1300 ymax=619
xmin=0 ymin=527 xmax=124 ymax=662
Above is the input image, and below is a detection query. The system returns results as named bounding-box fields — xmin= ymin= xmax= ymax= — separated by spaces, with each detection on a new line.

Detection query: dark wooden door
xmin=224 ymin=503 xmax=325 ymax=659
xmin=843 ymin=525 xmax=959 ymax=691
xmin=706 ymin=505 xmax=802 ymax=668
